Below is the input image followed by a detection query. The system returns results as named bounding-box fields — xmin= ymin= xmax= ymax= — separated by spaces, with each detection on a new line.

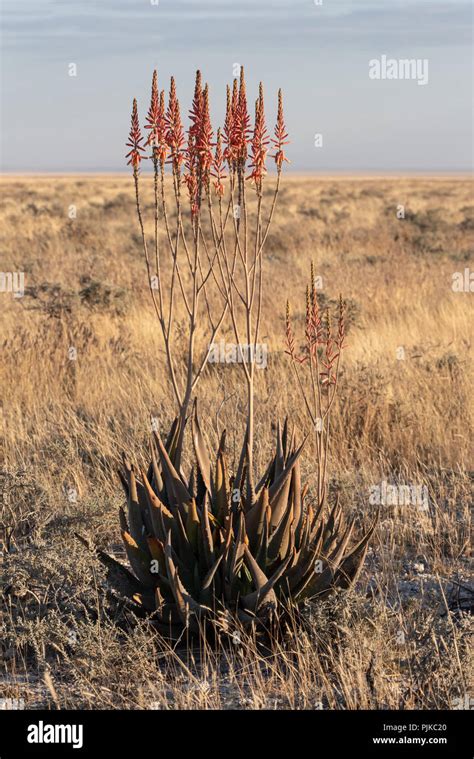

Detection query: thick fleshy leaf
xmin=269 ymin=469 xmax=293 ymax=531
xmin=147 ymin=536 xmax=167 ymax=577
xmin=245 ymin=486 xmax=269 ymax=551
xmin=149 ymin=438 xmax=164 ymax=495
xmin=281 ymin=418 xmax=289 ymax=461
xmin=242 ymin=547 xmax=293 ymax=614
xmin=126 ymin=468 xmax=149 ymax=556
xmin=186 ymin=497 xmax=200 ymax=549
xmin=255 ymin=507 xmax=270 ymax=570
xmin=234 ymin=424 xmax=249 ymax=495
xmin=292 ymin=459 xmax=304 ymax=548
xmin=214 ymin=429 xmax=229 ymax=522
xmin=228 ymin=512 xmax=246 ymax=582
xmin=295 ymin=521 xmax=354 ymax=601
xmin=76 ymin=532 xmax=144 ymax=600
xmin=153 ymin=431 xmax=191 ymax=513
xmin=164 ymin=537 xmax=210 ymax=632
xmin=334 ymin=512 xmax=379 ymax=589
xmin=192 ymin=400 xmax=212 ymax=492
xmin=119 ymin=505 xmax=128 ymax=534
xmin=268 ymin=435 xmax=307 ymax=509
xmin=245 ymin=442 xmax=256 ymax=511
xmin=200 ymin=492 xmax=215 ymax=568
xmin=286 ymin=529 xmax=324 ymax=594
xmin=188 ymin=463 xmax=196 ymax=499
xmin=118 ymin=466 xmax=129 ymax=499
xmin=243 ymin=545 xmax=269 ymax=591
xmin=121 ymin=530 xmax=155 ymax=587
xmin=255 ymin=456 xmax=274 ymax=494
xmin=135 ymin=477 xmax=154 ymax=536
xmin=267 ymin=495 xmax=294 ymax=562
xmin=164 ymin=416 xmax=182 ymax=467
xmin=274 ymin=420 xmax=284 ymax=479
xmin=174 ymin=510 xmax=196 ymax=570
xmin=142 ymin=469 xmax=173 ymax=542
xmin=199 ymin=551 xmax=224 ymax=605
xmin=164 ymin=545 xmax=197 ymax=631
xmin=201 ymin=551 xmax=224 ymax=591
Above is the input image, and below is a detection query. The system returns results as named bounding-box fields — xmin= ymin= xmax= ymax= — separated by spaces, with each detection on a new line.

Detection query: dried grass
xmin=0 ymin=174 xmax=472 ymax=709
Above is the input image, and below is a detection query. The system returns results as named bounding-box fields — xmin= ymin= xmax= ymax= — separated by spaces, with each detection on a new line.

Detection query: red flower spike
xmin=196 ymin=84 xmax=214 ymax=180
xmin=211 ymin=127 xmax=227 ymax=197
xmin=125 ymin=98 xmax=145 ymax=170
xmin=235 ymin=66 xmax=251 ymax=164
xmin=222 ymin=84 xmax=234 ymax=166
xmin=184 ymin=129 xmax=198 ymax=215
xmin=184 ymin=72 xmax=214 ymax=212
xmin=188 ymin=70 xmax=203 ymax=140
xmin=271 ymin=88 xmax=290 ymax=171
xmin=166 ymin=77 xmax=185 ymax=173
xmin=145 ymin=70 xmax=159 ymax=143
xmin=223 ymin=78 xmax=240 ymax=167
xmin=144 ymin=71 xmax=168 ymax=167
xmin=247 ymin=82 xmax=270 ymax=188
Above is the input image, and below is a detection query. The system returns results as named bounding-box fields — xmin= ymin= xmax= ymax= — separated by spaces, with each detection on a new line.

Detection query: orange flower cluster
xmin=144 ymin=71 xmax=168 ymax=167
xmin=189 ymin=73 xmax=214 ymax=178
xmin=271 ymin=89 xmax=290 ymax=171
xmin=184 ymin=72 xmax=215 ymax=217
xmin=305 ymin=265 xmax=324 ymax=358
xmin=247 ymin=83 xmax=270 ymax=188
xmin=126 ymin=67 xmax=289 ymax=213
xmin=285 ymin=266 xmax=346 ymax=388
xmin=222 ymin=69 xmax=252 ymax=169
xmin=125 ymin=98 xmax=145 ymax=170
xmin=165 ymin=77 xmax=185 ymax=174
xmin=184 ymin=90 xmax=199 ymax=217
xmin=285 ymin=301 xmax=303 ymax=364
xmin=320 ymin=298 xmax=346 ymax=388
xmin=211 ymin=128 xmax=227 ymax=197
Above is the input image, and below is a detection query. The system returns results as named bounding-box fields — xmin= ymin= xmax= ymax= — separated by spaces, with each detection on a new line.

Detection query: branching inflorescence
xmin=126 ymin=67 xmax=288 ymax=470
xmin=286 ymin=266 xmax=347 ymax=507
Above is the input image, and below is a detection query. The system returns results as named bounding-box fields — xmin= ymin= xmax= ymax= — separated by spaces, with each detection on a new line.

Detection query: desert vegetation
xmin=1 ymin=137 xmax=472 ymax=707
xmin=88 ymin=68 xmax=378 ymax=640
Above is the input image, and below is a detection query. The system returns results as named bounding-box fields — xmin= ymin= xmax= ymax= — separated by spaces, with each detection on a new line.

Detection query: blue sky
xmin=1 ymin=0 xmax=472 ymax=172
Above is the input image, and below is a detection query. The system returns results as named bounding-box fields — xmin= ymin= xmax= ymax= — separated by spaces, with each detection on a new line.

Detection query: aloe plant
xmin=77 ymin=68 xmax=377 ymax=640
xmin=83 ymin=405 xmax=376 ymax=638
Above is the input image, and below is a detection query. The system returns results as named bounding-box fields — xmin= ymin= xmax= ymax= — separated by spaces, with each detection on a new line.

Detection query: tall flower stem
xmin=126 ymin=69 xmax=289 ymax=468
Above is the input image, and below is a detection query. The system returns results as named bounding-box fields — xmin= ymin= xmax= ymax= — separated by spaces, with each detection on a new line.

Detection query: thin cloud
xmin=1 ymin=0 xmax=471 ymax=171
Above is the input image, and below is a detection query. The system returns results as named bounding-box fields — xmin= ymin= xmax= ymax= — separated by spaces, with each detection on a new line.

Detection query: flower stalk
xmin=126 ymin=68 xmax=289 ymax=469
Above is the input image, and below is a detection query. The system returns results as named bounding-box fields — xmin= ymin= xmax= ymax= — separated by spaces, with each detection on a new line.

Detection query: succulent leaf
xmin=84 ymin=419 xmax=377 ymax=639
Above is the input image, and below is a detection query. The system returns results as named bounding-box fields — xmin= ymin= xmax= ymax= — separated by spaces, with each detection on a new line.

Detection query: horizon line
xmin=1 ymin=169 xmax=473 ymax=180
